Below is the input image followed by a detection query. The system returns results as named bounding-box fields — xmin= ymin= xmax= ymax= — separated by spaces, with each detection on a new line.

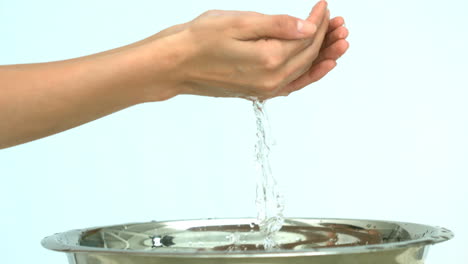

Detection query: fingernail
xmin=297 ymin=20 xmax=317 ymax=34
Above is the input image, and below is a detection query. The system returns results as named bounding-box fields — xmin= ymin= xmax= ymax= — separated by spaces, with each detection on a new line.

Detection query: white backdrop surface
xmin=0 ymin=0 xmax=467 ymax=263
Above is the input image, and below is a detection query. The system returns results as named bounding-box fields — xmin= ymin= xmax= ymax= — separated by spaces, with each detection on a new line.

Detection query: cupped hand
xmin=140 ymin=0 xmax=348 ymax=101
xmin=281 ymin=15 xmax=349 ymax=96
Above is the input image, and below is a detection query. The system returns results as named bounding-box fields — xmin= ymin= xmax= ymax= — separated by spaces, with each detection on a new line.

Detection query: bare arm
xmin=0 ymin=43 xmax=174 ymax=148
xmin=0 ymin=0 xmax=348 ymax=149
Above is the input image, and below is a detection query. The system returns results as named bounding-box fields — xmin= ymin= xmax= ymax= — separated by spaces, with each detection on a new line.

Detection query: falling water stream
xmin=252 ymin=100 xmax=285 ymax=249
xmin=86 ymin=100 xmax=391 ymax=254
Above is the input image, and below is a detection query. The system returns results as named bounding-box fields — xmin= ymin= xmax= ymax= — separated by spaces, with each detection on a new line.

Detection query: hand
xmin=0 ymin=1 xmax=349 ymax=148
xmin=138 ymin=1 xmax=342 ymax=101
xmin=282 ymin=14 xmax=349 ymax=95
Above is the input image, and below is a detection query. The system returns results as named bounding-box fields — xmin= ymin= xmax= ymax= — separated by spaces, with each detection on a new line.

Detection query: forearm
xmin=0 ymin=39 xmax=179 ymax=149
xmin=0 ymin=4 xmax=348 ymax=149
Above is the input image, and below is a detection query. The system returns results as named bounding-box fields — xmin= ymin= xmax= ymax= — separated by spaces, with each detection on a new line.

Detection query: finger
xmin=233 ymin=14 xmax=317 ymax=41
xmin=283 ymin=0 xmax=329 ymax=54
xmin=280 ymin=59 xmax=337 ymax=95
xmin=237 ymin=0 xmax=327 ymax=44
xmin=277 ymin=9 xmax=330 ymax=86
xmin=316 ymin=39 xmax=349 ymax=62
xmin=306 ymin=0 xmax=329 ymax=25
xmin=316 ymin=16 xmax=345 ymax=52
xmin=327 ymin=16 xmax=345 ymax=33
xmin=323 ymin=26 xmax=349 ymax=51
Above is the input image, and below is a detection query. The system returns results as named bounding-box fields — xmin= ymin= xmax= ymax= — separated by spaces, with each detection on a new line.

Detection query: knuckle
xmin=263 ymin=55 xmax=283 ymax=70
xmin=257 ymin=77 xmax=282 ymax=92
xmin=259 ymin=82 xmax=276 ymax=93
xmin=259 ymin=41 xmax=286 ymax=70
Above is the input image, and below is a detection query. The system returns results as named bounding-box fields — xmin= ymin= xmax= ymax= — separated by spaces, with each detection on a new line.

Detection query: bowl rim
xmin=41 ymin=217 xmax=454 ymax=258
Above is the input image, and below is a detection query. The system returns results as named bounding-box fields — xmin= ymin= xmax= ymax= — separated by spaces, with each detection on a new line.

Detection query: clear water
xmin=252 ymin=100 xmax=285 ymax=250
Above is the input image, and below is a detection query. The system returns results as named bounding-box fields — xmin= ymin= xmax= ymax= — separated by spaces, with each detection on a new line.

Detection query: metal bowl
xmin=42 ymin=218 xmax=453 ymax=264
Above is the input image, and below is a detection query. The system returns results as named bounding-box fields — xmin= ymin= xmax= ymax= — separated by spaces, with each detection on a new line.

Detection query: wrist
xmin=117 ymin=31 xmax=193 ymax=103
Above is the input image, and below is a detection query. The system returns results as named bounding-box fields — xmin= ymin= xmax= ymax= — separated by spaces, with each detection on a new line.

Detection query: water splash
xmin=252 ymin=100 xmax=284 ymax=250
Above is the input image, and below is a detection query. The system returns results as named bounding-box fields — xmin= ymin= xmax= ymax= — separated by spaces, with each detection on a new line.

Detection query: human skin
xmin=0 ymin=1 xmax=349 ymax=149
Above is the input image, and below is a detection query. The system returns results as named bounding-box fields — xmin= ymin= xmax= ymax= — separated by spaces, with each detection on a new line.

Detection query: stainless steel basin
xmin=42 ymin=218 xmax=453 ymax=264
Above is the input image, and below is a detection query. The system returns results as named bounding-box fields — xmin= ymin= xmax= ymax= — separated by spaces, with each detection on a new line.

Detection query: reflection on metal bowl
xmin=42 ymin=218 xmax=453 ymax=264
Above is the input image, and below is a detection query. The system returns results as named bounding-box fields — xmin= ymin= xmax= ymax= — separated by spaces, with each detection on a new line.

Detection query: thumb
xmin=235 ymin=14 xmax=317 ymax=40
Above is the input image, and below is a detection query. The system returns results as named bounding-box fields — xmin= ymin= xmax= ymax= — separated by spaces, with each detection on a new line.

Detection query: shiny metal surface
xmin=42 ymin=218 xmax=453 ymax=264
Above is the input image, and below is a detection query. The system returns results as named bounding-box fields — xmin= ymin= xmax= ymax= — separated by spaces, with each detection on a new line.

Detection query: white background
xmin=0 ymin=0 xmax=467 ymax=263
